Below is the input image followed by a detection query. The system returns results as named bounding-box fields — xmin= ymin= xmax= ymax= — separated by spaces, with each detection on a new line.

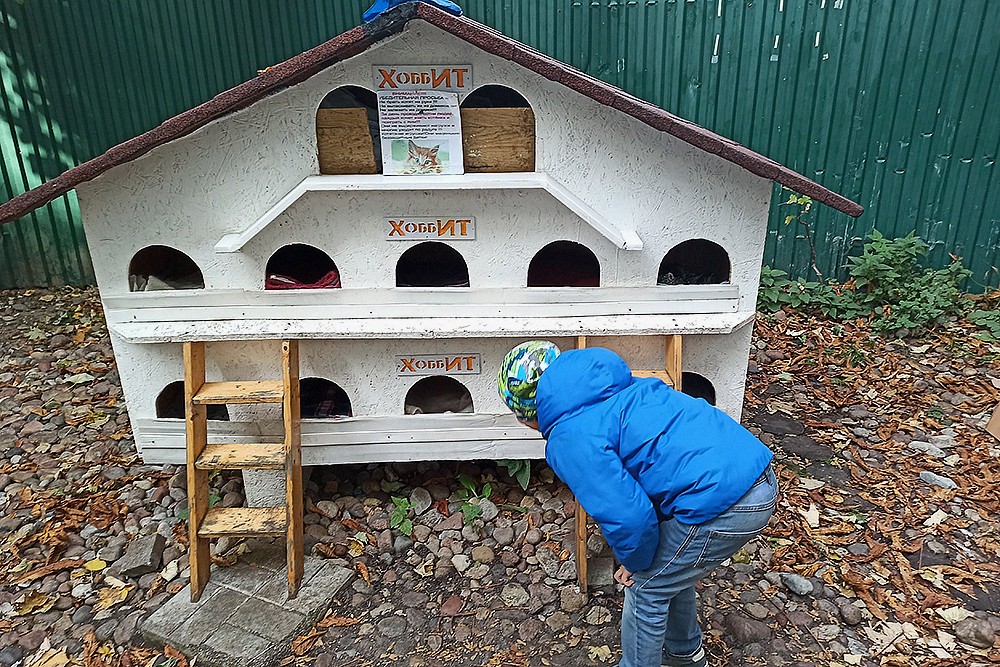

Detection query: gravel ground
xmin=1 ymin=286 xmax=999 ymax=667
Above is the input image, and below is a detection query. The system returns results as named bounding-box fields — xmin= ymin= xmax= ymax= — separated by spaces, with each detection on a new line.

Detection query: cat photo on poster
xmin=377 ymin=89 xmax=464 ymax=175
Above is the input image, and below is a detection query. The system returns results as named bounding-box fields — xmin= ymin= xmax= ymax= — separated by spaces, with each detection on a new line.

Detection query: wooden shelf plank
xmin=193 ymin=381 xmax=284 ymax=404
xmin=198 ymin=507 xmax=286 ymax=537
xmin=195 ymin=443 xmax=285 ymax=470
xmin=633 ymin=370 xmax=676 ymax=388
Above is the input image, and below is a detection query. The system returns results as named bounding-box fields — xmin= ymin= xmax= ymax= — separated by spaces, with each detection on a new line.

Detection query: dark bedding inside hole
xmin=404 ymin=376 xmax=474 ymax=414
xmin=265 ymin=244 xmax=340 ymax=289
xmin=658 ymin=240 xmax=730 ymax=285
xmin=300 ymin=378 xmax=352 ymax=418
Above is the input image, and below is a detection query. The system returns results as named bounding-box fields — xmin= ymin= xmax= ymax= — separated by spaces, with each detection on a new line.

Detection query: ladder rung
xmin=193 ymin=381 xmax=284 ymax=404
xmin=198 ymin=507 xmax=287 ymax=538
xmin=195 ymin=444 xmax=286 ymax=470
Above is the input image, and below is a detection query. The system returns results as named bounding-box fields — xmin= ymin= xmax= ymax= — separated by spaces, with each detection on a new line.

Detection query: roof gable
xmin=0 ymin=2 xmax=862 ymax=225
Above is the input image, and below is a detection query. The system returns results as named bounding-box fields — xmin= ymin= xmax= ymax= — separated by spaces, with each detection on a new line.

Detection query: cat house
xmin=0 ymin=3 xmax=862 ymax=472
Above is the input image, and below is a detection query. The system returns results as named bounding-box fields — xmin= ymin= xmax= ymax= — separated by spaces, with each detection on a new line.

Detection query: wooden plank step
xmin=195 ymin=443 xmax=285 ymax=470
xmin=198 ymin=507 xmax=286 ymax=538
xmin=193 ymin=381 xmax=284 ymax=404
xmin=633 ymin=370 xmax=676 ymax=387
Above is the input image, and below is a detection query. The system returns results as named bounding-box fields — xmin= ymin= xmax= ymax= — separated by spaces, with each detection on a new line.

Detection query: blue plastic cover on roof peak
xmin=363 ymin=0 xmax=462 ymax=22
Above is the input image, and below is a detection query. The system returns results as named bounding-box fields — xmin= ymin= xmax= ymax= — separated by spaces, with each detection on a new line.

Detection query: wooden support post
xmin=665 ymin=335 xmax=682 ymax=391
xmin=184 ymin=342 xmax=211 ymax=603
xmin=283 ymin=340 xmax=303 ymax=599
xmin=573 ymin=335 xmax=589 ymax=594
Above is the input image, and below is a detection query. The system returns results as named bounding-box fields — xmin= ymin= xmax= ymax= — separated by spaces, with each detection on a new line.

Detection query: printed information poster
xmin=377 ymin=89 xmax=464 ymax=175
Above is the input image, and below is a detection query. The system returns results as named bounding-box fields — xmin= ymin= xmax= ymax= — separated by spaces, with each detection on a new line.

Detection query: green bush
xmin=760 ymin=230 xmax=971 ymax=334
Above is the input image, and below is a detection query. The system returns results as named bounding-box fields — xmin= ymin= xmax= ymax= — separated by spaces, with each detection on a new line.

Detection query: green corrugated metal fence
xmin=1 ymin=0 xmax=997 ymax=289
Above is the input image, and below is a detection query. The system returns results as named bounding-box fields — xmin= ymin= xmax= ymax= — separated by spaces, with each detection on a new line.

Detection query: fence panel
xmin=0 ymin=0 xmax=997 ymax=289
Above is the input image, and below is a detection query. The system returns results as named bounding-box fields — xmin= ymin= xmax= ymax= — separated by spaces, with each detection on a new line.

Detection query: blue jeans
xmin=618 ymin=465 xmax=777 ymax=667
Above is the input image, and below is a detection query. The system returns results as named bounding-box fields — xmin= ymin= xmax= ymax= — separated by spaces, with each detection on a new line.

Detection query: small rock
xmin=478 ymin=499 xmax=499 ymax=522
xmin=108 ymin=533 xmax=166 ymax=578
xmin=451 ymin=554 xmax=471 ymax=573
xmin=494 ymin=526 xmax=514 ymax=546
xmin=560 ymin=587 xmax=587 ymax=613
xmin=920 ymin=471 xmax=958 ymax=490
xmin=909 ymin=441 xmax=947 ymax=458
xmin=410 ymin=487 xmax=432 ymax=515
xmin=839 ymin=601 xmax=863 ymax=626
xmin=377 ymin=616 xmax=407 ymax=638
xmin=470 ymin=545 xmax=494 ymax=564
xmin=501 ymin=584 xmax=529 ymax=607
xmin=519 ymin=618 xmax=544 ymax=643
xmin=724 ymin=613 xmax=771 ymax=645
xmin=755 ymin=412 xmax=804 ymax=436
xmin=0 ymin=646 xmax=24 ymax=667
xmin=954 ymin=618 xmax=996 ymax=649
xmin=412 ymin=524 xmax=432 ymax=542
xmin=584 ymin=606 xmax=611 ymax=625
xmin=546 ymin=612 xmax=572 ymax=632
xmin=780 ymin=572 xmax=814 ymax=596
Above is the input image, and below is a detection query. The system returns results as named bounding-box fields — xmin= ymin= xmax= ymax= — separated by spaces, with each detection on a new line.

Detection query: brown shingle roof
xmin=0 ymin=2 xmax=862 ymax=225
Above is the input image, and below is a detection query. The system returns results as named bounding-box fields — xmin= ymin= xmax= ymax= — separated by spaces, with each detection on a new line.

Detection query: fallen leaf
xmin=355 ymin=561 xmax=370 ymax=586
xmin=291 ymin=628 xmax=324 ymax=656
xmin=799 ymin=503 xmax=821 ymax=528
xmin=347 ymin=538 xmax=364 ymax=558
xmin=799 ymin=478 xmax=826 ymax=490
xmin=15 ymin=559 xmax=85 ymax=585
xmin=15 ymin=591 xmax=56 ymax=615
xmin=84 ymin=558 xmax=107 ymax=572
xmin=93 ymin=585 xmax=134 ymax=611
xmin=64 ymin=372 xmax=96 ymax=385
xmin=587 ymin=645 xmax=613 ymax=663
xmin=26 ymin=647 xmax=69 ymax=667
xmin=163 ymin=645 xmax=189 ymax=667
xmin=923 ymin=510 xmax=949 ymax=526
xmin=317 ymin=615 xmax=360 ymax=628
xmin=934 ymin=606 xmax=976 ymax=624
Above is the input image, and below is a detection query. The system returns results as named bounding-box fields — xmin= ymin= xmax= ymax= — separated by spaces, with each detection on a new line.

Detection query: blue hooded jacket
xmin=536 ymin=348 xmax=773 ymax=573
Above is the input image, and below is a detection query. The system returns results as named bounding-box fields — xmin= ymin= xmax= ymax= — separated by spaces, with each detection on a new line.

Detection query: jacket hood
xmin=536 ymin=348 xmax=633 ymax=435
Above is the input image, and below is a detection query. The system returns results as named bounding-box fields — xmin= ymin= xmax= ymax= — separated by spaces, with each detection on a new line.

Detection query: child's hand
xmin=614 ymin=565 xmax=634 ymax=587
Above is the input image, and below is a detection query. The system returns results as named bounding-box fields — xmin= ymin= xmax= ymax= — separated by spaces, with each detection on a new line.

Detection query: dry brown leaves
xmin=752 ymin=311 xmax=1000 ymax=656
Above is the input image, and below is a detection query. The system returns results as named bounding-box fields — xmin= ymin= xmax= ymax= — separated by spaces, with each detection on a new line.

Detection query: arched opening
xmin=156 ymin=381 xmax=229 ymax=420
xmin=657 ymin=240 xmax=731 ymax=285
xmin=317 ymin=86 xmax=380 ymax=174
xmin=460 ymin=85 xmax=535 ymax=172
xmin=680 ymin=372 xmax=716 ymax=406
xmin=300 ymin=378 xmax=352 ymax=418
xmin=404 ymin=376 xmax=474 ymax=415
xmin=265 ymin=244 xmax=341 ymax=289
xmin=396 ymin=242 xmax=470 ymax=287
xmin=527 ymin=241 xmax=600 ymax=287
xmin=128 ymin=246 xmax=204 ymax=292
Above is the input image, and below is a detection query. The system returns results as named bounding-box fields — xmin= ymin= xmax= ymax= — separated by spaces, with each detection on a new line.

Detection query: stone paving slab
xmin=141 ymin=541 xmax=354 ymax=667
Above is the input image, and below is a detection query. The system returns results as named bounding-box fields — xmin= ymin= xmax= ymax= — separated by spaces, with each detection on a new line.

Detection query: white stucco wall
xmin=74 ymin=19 xmax=771 ymax=463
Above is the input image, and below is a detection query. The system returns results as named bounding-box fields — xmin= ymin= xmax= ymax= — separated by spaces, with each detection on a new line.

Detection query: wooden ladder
xmin=183 ymin=339 xmax=303 ymax=602
xmin=573 ymin=335 xmax=682 ymax=594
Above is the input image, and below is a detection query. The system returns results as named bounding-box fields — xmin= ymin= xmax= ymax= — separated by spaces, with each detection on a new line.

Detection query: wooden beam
xmin=665 ymin=335 xmax=682 ymax=392
xmin=574 ymin=335 xmax=589 ymax=594
xmin=184 ymin=341 xmax=211 ymax=603
xmin=284 ymin=340 xmax=303 ymax=599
